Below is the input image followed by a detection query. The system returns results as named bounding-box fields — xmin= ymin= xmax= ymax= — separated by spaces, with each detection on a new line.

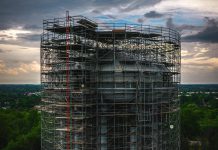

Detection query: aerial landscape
xmin=0 ymin=0 xmax=218 ymax=150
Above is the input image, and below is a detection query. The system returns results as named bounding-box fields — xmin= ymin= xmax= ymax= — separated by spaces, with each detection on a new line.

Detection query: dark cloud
xmin=91 ymin=1 xmax=163 ymax=19
xmin=0 ymin=49 xmax=4 ymax=53
xmin=23 ymin=25 xmax=41 ymax=30
xmin=0 ymin=24 xmax=13 ymax=30
xmin=91 ymin=0 xmax=162 ymax=12
xmin=144 ymin=11 xmax=164 ymax=18
xmin=137 ymin=18 xmax=144 ymax=23
xmin=179 ymin=24 xmax=202 ymax=31
xmin=0 ymin=0 xmax=91 ymax=31
xmin=92 ymin=9 xmax=101 ymax=14
xmin=120 ymin=0 xmax=162 ymax=12
xmin=204 ymin=43 xmax=218 ymax=58
xmin=18 ymin=34 xmax=41 ymax=42
xmin=0 ymin=0 xmax=163 ymax=32
xmin=0 ymin=37 xmax=40 ymax=47
xmin=166 ymin=18 xmax=174 ymax=28
xmin=183 ymin=17 xmax=218 ymax=43
xmin=106 ymin=15 xmax=116 ymax=19
xmin=92 ymin=9 xmax=117 ymax=19
xmin=166 ymin=17 xmax=202 ymax=32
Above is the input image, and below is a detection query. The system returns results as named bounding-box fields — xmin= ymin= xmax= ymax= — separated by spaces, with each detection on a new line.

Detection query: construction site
xmin=41 ymin=12 xmax=181 ymax=150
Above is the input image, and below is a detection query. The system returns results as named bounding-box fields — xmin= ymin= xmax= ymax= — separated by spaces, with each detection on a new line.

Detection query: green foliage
xmin=3 ymin=125 xmax=40 ymax=150
xmin=181 ymin=104 xmax=201 ymax=138
xmin=181 ymin=92 xmax=218 ymax=150
xmin=1 ymin=84 xmax=218 ymax=150
xmin=0 ymin=110 xmax=40 ymax=150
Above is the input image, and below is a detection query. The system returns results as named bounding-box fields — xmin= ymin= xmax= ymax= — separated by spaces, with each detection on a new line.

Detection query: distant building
xmin=41 ymin=12 xmax=181 ymax=150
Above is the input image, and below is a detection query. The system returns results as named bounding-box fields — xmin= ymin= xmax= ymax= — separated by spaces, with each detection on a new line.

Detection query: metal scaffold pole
xmin=65 ymin=10 xmax=71 ymax=150
xmin=41 ymin=13 xmax=181 ymax=150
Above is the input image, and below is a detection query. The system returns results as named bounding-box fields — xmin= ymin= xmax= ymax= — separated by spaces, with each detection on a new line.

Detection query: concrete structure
xmin=41 ymin=12 xmax=181 ymax=150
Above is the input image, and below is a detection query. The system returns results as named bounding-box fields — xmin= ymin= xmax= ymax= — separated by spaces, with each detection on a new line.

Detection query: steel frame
xmin=41 ymin=14 xmax=181 ymax=150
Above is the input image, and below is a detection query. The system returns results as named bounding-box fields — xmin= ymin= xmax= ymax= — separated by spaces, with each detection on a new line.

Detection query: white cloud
xmin=181 ymin=42 xmax=218 ymax=83
xmin=0 ymin=60 xmax=40 ymax=76
xmin=0 ymin=43 xmax=40 ymax=83
xmin=0 ymin=44 xmax=39 ymax=64
xmin=154 ymin=0 xmax=218 ymax=15
xmin=0 ymin=28 xmax=32 ymax=40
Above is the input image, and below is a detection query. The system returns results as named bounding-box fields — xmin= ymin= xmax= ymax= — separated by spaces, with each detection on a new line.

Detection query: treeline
xmin=0 ymin=85 xmax=40 ymax=109
xmin=180 ymin=84 xmax=218 ymax=92
xmin=0 ymin=109 xmax=40 ymax=150
xmin=0 ymin=85 xmax=40 ymax=94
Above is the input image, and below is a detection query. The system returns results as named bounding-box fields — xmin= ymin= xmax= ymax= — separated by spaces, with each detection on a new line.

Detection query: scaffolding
xmin=41 ymin=13 xmax=181 ymax=150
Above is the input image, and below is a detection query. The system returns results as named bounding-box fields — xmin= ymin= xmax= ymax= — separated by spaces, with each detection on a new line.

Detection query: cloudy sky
xmin=0 ymin=0 xmax=218 ymax=84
